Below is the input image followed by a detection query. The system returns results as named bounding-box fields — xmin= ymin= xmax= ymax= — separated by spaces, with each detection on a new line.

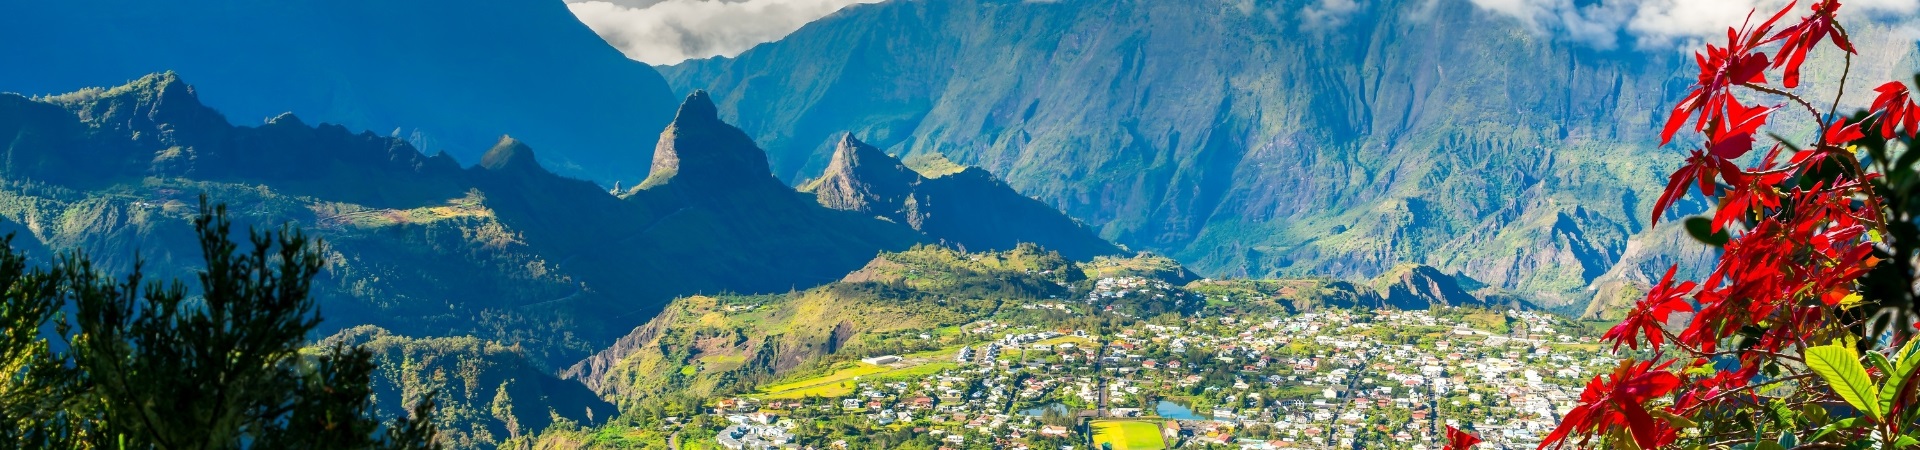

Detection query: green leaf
xmin=1809 ymin=417 xmax=1858 ymax=443
xmin=1881 ymin=338 xmax=1920 ymax=418
xmin=1803 ymin=403 xmax=1830 ymax=425
xmin=1807 ymin=344 xmax=1883 ymax=420
xmin=1652 ymin=408 xmax=1696 ymax=429
xmin=1896 ymin=435 xmax=1919 ymax=449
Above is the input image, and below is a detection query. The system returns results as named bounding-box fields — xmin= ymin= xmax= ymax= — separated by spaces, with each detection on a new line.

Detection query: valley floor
xmin=537 ymin=304 xmax=1609 ymax=450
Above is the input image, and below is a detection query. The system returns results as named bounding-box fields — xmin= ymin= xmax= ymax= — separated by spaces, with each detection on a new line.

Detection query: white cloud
xmin=1300 ymin=0 xmax=1365 ymax=29
xmin=1466 ymin=0 xmax=1920 ymax=49
xmin=568 ymin=0 xmax=886 ymax=65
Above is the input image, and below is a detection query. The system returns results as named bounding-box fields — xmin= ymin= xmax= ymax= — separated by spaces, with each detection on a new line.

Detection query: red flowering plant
xmin=1540 ymin=1 xmax=1920 ymax=449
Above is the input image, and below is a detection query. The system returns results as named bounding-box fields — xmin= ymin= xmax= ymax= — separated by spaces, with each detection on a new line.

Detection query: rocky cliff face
xmin=1371 ymin=264 xmax=1483 ymax=310
xmin=809 ymin=134 xmax=920 ymax=215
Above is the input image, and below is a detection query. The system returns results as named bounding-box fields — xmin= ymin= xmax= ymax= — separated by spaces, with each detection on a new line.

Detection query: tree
xmin=1542 ymin=1 xmax=1920 ymax=448
xmin=491 ymin=380 xmax=520 ymax=441
xmin=0 ymin=197 xmax=441 ymax=449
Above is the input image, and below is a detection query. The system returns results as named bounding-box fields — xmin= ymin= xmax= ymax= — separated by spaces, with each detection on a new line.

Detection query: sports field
xmin=1091 ymin=420 xmax=1168 ymax=450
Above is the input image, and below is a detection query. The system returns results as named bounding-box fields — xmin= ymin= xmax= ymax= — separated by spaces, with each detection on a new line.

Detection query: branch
xmin=1743 ymin=82 xmax=1827 ymax=126
xmin=1681 ymin=373 xmax=1817 ymax=415
xmin=1827 ymin=52 xmax=1852 ymax=129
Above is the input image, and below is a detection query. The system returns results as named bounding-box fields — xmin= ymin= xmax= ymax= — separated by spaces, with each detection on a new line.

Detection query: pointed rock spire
xmin=809 ymin=133 xmax=927 ymax=214
xmin=675 ymin=90 xmax=720 ymax=123
xmin=479 ymin=135 xmax=547 ymax=174
xmin=823 ymin=134 xmax=920 ymax=189
xmin=637 ymin=90 xmax=775 ymax=191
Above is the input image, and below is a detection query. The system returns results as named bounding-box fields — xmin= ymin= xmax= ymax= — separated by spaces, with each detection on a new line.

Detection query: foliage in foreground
xmin=0 ymin=198 xmax=440 ymax=449
xmin=1532 ymin=0 xmax=1920 ymax=448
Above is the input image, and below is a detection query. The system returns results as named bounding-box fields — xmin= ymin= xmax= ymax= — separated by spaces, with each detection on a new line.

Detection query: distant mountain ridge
xmin=0 ymin=0 xmax=679 ymax=182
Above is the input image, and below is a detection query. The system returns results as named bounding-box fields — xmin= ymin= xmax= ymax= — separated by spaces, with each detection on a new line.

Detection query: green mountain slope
xmin=560 ymin=244 xmax=1175 ymax=408
xmin=802 ymin=134 xmax=1122 ymax=260
xmin=659 ymin=0 xmax=1918 ymax=310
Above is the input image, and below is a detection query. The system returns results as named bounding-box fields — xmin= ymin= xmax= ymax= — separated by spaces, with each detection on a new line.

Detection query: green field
xmin=1092 ymin=420 xmax=1168 ymax=450
xmin=756 ymin=353 xmax=960 ymax=399
xmin=755 ymin=364 xmax=890 ymax=398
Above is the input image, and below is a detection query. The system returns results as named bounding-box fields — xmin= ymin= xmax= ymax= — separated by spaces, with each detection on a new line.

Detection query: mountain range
xmin=0 ymin=72 xmax=1119 ymax=365
xmin=13 ymin=0 xmax=1915 ymax=318
xmin=660 ymin=0 xmax=1919 ymax=310
xmin=0 ymin=0 xmax=679 ymax=180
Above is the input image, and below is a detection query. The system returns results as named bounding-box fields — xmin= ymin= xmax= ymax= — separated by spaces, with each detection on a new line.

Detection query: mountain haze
xmin=0 ymin=0 xmax=679 ymax=181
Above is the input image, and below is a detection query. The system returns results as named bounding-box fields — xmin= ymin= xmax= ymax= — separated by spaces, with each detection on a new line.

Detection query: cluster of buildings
xmin=707 ymin=279 xmax=1610 ymax=449
xmin=714 ymin=413 xmax=797 ymax=450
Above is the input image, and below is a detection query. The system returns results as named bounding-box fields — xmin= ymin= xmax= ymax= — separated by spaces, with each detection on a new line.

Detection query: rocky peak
xmin=1373 ymin=264 xmax=1481 ymax=309
xmin=45 ymin=71 xmax=229 ymax=150
xmin=810 ymin=134 xmax=922 ymax=213
xmin=478 ymin=135 xmax=547 ymax=174
xmin=637 ymin=91 xmax=775 ymax=191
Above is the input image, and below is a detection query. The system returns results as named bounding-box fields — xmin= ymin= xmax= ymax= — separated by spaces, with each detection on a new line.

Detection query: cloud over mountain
xmin=567 ymin=0 xmax=884 ymax=65
xmin=1466 ymin=0 xmax=1918 ymax=49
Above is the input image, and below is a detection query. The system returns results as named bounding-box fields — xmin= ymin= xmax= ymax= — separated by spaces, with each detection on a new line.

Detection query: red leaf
xmin=1619 ymin=399 xmax=1661 ymax=450
xmin=1825 ymin=118 xmax=1865 ymax=144
xmin=1871 ymin=81 xmax=1918 ymax=139
xmin=1536 ymin=404 xmax=1590 ymax=450
xmin=1651 ymin=162 xmax=1700 ymax=227
xmin=1770 ymin=0 xmax=1853 ymax=88
xmin=1445 ymin=426 xmax=1482 ymax=450
xmin=1661 ymin=102 xmax=1696 ymax=146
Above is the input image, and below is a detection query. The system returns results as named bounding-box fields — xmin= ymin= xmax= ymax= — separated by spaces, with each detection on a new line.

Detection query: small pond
xmin=1021 ymin=403 xmax=1070 ymax=417
xmin=1154 ymin=400 xmax=1208 ymax=420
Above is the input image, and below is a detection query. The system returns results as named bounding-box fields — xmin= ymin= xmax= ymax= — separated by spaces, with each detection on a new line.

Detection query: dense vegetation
xmin=0 ymin=200 xmax=438 ymax=448
xmin=320 ymin=326 xmax=612 ymax=450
